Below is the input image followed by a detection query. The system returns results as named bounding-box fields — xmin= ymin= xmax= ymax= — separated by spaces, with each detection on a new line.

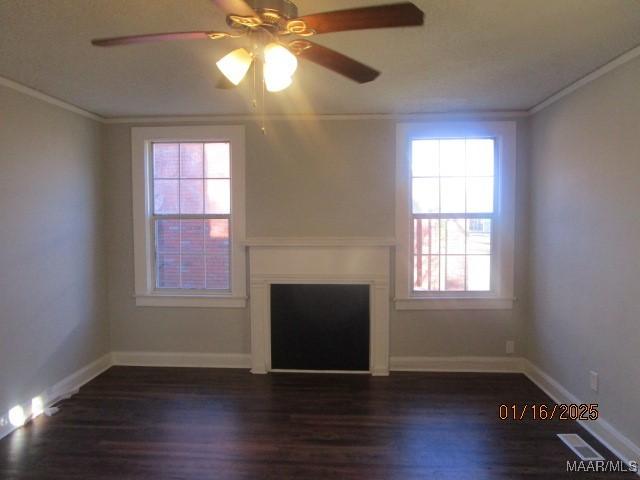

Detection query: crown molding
xmin=529 ymin=43 xmax=640 ymax=115
xmin=101 ymin=111 xmax=529 ymax=124
xmin=0 ymin=75 xmax=104 ymax=122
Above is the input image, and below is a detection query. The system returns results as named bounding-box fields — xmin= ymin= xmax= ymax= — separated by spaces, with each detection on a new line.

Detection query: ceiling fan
xmin=92 ymin=0 xmax=424 ymax=92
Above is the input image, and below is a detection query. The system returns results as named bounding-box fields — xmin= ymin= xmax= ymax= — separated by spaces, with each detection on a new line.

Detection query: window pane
xmin=466 ymin=139 xmax=494 ymax=177
xmin=466 ymin=177 xmax=494 ymax=213
xmin=205 ymin=143 xmax=230 ymax=178
xmin=412 ymin=178 xmax=439 ymax=214
xmin=427 ymin=255 xmax=440 ymax=290
xmin=414 ymin=255 xmax=428 ymax=290
xmin=180 ymin=179 xmax=204 ymax=214
xmin=205 ymin=179 xmax=230 ymax=214
xmin=154 ymin=180 xmax=179 ymax=214
xmin=439 ymin=139 xmax=466 ymax=176
xmin=444 ymin=255 xmax=465 ymax=291
xmin=414 ymin=254 xmax=440 ymax=291
xmin=412 ymin=140 xmax=439 ymax=177
xmin=443 ymin=219 xmax=465 ymax=254
xmin=440 ymin=177 xmax=465 ymax=213
xmin=153 ymin=143 xmax=179 ymax=178
xmin=206 ymin=255 xmax=230 ymax=290
xmin=157 ymin=254 xmax=180 ymax=288
xmin=180 ymin=143 xmax=204 ymax=178
xmin=181 ymin=255 xmax=205 ymax=289
xmin=467 ymin=219 xmax=491 ymax=255
xmin=156 ymin=220 xmax=179 ymax=254
xmin=414 ymin=218 xmax=439 ymax=256
xmin=205 ymin=219 xmax=229 ymax=255
xmin=467 ymin=255 xmax=491 ymax=291
xmin=180 ymin=220 xmax=204 ymax=254
xmin=205 ymin=219 xmax=230 ymax=290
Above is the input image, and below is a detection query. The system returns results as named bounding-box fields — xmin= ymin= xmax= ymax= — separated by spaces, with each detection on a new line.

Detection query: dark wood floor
xmin=0 ymin=367 xmax=633 ymax=480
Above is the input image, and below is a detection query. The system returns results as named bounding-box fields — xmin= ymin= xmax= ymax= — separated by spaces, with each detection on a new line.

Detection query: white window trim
xmin=395 ymin=121 xmax=516 ymax=310
xmin=131 ymin=125 xmax=246 ymax=308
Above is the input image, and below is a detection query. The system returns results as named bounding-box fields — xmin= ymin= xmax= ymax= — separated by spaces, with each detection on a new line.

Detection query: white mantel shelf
xmin=243 ymin=237 xmax=397 ymax=247
xmin=248 ymin=242 xmax=392 ymax=376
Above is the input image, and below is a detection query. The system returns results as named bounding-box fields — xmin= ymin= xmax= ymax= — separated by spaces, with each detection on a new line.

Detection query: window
xmin=412 ymin=138 xmax=494 ymax=292
xmin=132 ymin=126 xmax=246 ymax=307
xmin=153 ymin=142 xmax=231 ymax=291
xmin=395 ymin=122 xmax=516 ymax=310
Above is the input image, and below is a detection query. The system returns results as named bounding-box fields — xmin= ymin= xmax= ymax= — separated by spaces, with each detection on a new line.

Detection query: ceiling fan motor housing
xmin=248 ymin=0 xmax=298 ymax=20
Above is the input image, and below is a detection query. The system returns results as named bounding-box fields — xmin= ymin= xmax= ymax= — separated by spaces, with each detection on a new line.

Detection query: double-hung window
xmin=132 ymin=126 xmax=246 ymax=308
xmin=395 ymin=122 xmax=516 ymax=310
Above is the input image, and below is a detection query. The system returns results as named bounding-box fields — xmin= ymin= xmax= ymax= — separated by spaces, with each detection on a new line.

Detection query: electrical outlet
xmin=589 ymin=371 xmax=599 ymax=392
xmin=505 ymin=340 xmax=515 ymax=354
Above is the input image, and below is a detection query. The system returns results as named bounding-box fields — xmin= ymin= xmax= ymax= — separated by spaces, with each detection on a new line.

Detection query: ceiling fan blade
xmin=91 ymin=31 xmax=227 ymax=47
xmin=211 ymin=0 xmax=257 ymax=17
xmin=296 ymin=3 xmax=424 ymax=34
xmin=296 ymin=41 xmax=380 ymax=84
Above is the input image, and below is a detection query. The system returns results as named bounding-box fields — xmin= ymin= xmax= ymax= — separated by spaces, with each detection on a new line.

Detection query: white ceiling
xmin=1 ymin=0 xmax=640 ymax=118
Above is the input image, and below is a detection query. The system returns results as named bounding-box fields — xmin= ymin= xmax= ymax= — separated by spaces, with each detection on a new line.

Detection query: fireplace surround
xmin=247 ymin=238 xmax=393 ymax=375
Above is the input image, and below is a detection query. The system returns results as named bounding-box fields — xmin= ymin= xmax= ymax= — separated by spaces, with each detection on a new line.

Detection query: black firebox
xmin=270 ymin=284 xmax=370 ymax=371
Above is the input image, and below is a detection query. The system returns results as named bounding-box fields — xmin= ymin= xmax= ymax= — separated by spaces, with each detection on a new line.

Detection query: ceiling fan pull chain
xmin=261 ymin=62 xmax=267 ymax=135
xmin=252 ymin=55 xmax=258 ymax=111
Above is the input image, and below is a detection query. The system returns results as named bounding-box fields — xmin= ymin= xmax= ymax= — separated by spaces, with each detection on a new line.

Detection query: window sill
xmin=134 ymin=294 xmax=247 ymax=308
xmin=395 ymin=296 xmax=514 ymax=311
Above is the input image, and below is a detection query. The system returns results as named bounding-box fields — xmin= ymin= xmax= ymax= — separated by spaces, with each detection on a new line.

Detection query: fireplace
xmin=247 ymin=239 xmax=392 ymax=375
xmin=270 ymin=284 xmax=370 ymax=371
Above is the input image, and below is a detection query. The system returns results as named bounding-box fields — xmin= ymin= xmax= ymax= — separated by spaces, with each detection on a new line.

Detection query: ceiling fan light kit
xmin=92 ymin=0 xmax=424 ymax=113
xmin=216 ymin=47 xmax=254 ymax=85
xmin=262 ymin=42 xmax=298 ymax=92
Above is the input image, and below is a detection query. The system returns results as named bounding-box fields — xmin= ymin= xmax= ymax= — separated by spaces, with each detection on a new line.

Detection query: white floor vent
xmin=558 ymin=433 xmax=604 ymax=461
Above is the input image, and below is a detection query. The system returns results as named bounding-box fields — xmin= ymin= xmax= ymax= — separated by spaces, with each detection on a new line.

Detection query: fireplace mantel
xmin=248 ymin=242 xmax=391 ymax=376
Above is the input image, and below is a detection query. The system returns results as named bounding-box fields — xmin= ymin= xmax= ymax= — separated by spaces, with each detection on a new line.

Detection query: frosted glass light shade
xmin=263 ymin=43 xmax=297 ymax=92
xmin=264 ymin=43 xmax=298 ymax=77
xmin=264 ymin=63 xmax=293 ymax=92
xmin=216 ymin=48 xmax=253 ymax=85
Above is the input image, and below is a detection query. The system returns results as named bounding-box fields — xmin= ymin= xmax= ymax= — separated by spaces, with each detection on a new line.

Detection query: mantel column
xmin=249 ymin=279 xmax=268 ymax=374
xmin=371 ymin=279 xmax=390 ymax=376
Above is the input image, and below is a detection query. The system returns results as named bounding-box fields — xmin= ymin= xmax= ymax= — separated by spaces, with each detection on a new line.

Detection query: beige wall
xmin=0 ymin=86 xmax=108 ymax=414
xmin=105 ymin=116 xmax=529 ymax=357
xmin=528 ymin=57 xmax=640 ymax=446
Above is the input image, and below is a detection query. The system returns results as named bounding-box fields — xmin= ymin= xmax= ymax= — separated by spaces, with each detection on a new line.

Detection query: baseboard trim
xmin=523 ymin=360 xmax=640 ymax=474
xmin=0 ymin=353 xmax=112 ymax=441
xmin=390 ymin=355 xmax=525 ymax=373
xmin=111 ymin=351 xmax=251 ymax=369
xmin=47 ymin=353 xmax=113 ymax=402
